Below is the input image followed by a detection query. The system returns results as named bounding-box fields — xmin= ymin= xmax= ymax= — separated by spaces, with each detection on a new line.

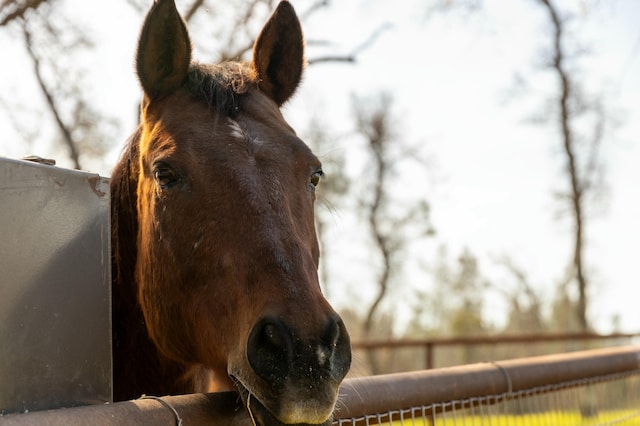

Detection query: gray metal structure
xmin=0 ymin=157 xmax=112 ymax=414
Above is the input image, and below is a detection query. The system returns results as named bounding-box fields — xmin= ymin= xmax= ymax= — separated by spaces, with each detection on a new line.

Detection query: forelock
xmin=185 ymin=62 xmax=257 ymax=117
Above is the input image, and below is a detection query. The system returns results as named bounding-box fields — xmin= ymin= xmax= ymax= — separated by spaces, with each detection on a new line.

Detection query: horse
xmin=109 ymin=1 xmax=351 ymax=424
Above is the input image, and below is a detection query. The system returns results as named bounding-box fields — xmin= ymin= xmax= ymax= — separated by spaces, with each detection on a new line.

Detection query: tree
xmin=2 ymin=1 xmax=117 ymax=170
xmin=1 ymin=0 xmax=381 ymax=170
xmin=446 ymin=249 xmax=490 ymax=336
xmin=410 ymin=246 xmax=491 ymax=335
xmin=494 ymin=256 xmax=546 ymax=333
xmin=0 ymin=0 xmax=48 ymax=26
xmin=536 ymin=0 xmax=610 ymax=331
xmin=352 ymin=93 xmax=433 ymax=373
xmin=407 ymin=246 xmax=491 ymax=367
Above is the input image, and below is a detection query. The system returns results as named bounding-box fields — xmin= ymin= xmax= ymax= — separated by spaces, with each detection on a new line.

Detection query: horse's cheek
xmin=188 ymin=291 xmax=236 ymax=368
xmin=137 ymin=227 xmax=201 ymax=363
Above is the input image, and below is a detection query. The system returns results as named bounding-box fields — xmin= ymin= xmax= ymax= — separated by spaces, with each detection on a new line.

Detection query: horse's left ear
xmin=136 ymin=0 xmax=192 ymax=100
xmin=251 ymin=1 xmax=304 ymax=106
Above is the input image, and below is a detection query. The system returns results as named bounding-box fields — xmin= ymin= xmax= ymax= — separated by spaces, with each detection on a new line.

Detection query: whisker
xmin=247 ymin=394 xmax=258 ymax=426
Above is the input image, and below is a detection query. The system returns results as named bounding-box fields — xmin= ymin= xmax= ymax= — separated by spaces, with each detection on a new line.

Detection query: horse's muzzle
xmin=243 ymin=314 xmax=351 ymax=424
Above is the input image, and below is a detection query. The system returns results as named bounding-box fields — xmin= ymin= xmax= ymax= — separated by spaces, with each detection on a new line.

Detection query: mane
xmin=111 ymin=127 xmax=140 ymax=293
xmin=111 ymin=127 xmax=152 ymax=400
xmin=185 ymin=62 xmax=257 ymax=117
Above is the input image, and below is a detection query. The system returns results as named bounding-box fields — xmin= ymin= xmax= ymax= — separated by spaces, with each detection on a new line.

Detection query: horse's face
xmin=132 ymin=1 xmax=350 ymax=424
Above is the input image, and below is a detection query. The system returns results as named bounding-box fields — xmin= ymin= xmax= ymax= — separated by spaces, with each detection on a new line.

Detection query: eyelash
xmin=153 ymin=162 xmax=181 ymax=189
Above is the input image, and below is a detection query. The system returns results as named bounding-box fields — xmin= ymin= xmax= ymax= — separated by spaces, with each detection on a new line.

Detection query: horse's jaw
xmin=231 ymin=374 xmax=337 ymax=426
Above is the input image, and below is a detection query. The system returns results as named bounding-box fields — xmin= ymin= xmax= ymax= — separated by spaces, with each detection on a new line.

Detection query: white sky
xmin=294 ymin=0 xmax=640 ymax=333
xmin=1 ymin=0 xmax=638 ymax=333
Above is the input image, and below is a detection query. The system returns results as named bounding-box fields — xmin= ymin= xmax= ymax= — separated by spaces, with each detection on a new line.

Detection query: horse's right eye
xmin=309 ymin=169 xmax=324 ymax=190
xmin=153 ymin=164 xmax=180 ymax=189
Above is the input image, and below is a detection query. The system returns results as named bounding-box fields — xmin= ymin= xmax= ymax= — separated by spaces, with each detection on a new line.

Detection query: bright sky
xmin=292 ymin=0 xmax=640 ymax=333
xmin=1 ymin=0 xmax=638 ymax=333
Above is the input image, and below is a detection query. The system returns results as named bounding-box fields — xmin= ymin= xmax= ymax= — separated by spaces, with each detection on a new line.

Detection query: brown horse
xmin=110 ymin=1 xmax=351 ymax=424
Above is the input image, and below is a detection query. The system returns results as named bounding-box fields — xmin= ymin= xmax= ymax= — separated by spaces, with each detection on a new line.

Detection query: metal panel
xmin=0 ymin=158 xmax=112 ymax=414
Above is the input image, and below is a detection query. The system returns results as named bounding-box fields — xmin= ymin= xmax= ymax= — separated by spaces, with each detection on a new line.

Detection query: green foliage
xmin=379 ymin=410 xmax=640 ymax=425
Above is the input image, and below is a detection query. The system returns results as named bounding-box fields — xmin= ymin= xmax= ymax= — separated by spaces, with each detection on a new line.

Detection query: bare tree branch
xmin=358 ymin=98 xmax=393 ymax=335
xmin=538 ymin=0 xmax=591 ymax=331
xmin=22 ymin=24 xmax=81 ymax=169
xmin=354 ymin=95 xmax=395 ymax=374
xmin=184 ymin=0 xmax=206 ymax=23
xmin=211 ymin=0 xmax=275 ymax=61
xmin=299 ymin=0 xmax=329 ymax=21
xmin=308 ymin=56 xmax=355 ymax=65
xmin=175 ymin=0 xmax=386 ymax=66
xmin=308 ymin=23 xmax=391 ymax=65
xmin=0 ymin=0 xmax=47 ymax=26
xmin=218 ymin=40 xmax=255 ymax=62
xmin=352 ymin=93 xmax=434 ymax=372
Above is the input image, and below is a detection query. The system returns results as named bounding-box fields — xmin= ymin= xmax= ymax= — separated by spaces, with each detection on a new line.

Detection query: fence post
xmin=425 ymin=342 xmax=433 ymax=369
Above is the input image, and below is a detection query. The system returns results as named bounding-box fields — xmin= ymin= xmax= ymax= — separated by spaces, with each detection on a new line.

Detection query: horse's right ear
xmin=136 ymin=0 xmax=191 ymax=99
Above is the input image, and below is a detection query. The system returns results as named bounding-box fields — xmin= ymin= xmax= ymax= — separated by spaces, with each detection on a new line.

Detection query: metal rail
xmin=0 ymin=392 xmax=248 ymax=426
xmin=351 ymin=331 xmax=640 ymax=369
xmin=1 ymin=345 xmax=638 ymax=425
xmin=335 ymin=344 xmax=640 ymax=421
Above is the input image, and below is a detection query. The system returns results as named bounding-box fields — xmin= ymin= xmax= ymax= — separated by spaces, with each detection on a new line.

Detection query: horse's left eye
xmin=310 ymin=170 xmax=323 ymax=189
xmin=153 ymin=164 xmax=180 ymax=189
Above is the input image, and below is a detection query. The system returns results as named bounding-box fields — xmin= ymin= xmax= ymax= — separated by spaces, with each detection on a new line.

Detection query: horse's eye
xmin=153 ymin=164 xmax=180 ymax=189
xmin=310 ymin=170 xmax=323 ymax=189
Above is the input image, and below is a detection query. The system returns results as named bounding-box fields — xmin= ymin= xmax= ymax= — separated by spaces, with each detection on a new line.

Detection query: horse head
xmin=111 ymin=1 xmax=351 ymax=425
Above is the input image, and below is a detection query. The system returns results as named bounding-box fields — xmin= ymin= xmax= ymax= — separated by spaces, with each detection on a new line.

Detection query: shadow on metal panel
xmin=0 ymin=158 xmax=112 ymax=414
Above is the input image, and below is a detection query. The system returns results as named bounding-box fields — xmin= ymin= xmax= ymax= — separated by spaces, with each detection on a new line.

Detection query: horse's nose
xmin=247 ymin=315 xmax=351 ymax=385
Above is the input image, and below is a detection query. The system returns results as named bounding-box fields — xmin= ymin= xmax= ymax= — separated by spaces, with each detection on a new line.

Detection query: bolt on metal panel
xmin=0 ymin=157 xmax=112 ymax=414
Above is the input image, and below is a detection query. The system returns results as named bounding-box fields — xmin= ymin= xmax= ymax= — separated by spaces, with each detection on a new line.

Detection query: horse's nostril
xmin=328 ymin=317 xmax=351 ymax=379
xmin=263 ymin=323 xmax=286 ymax=350
xmin=247 ymin=318 xmax=291 ymax=384
xmin=313 ymin=317 xmax=339 ymax=369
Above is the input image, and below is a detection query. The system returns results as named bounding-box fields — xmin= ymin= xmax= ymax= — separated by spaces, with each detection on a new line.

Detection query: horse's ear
xmin=136 ymin=0 xmax=191 ymax=99
xmin=251 ymin=1 xmax=304 ymax=106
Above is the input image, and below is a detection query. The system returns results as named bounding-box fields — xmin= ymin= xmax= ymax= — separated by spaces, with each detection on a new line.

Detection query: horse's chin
xmin=232 ymin=378 xmax=333 ymax=426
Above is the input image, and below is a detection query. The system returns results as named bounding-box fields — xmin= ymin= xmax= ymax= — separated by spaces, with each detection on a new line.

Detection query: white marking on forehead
xmin=227 ymin=117 xmax=266 ymax=147
xmin=227 ymin=118 xmax=245 ymax=140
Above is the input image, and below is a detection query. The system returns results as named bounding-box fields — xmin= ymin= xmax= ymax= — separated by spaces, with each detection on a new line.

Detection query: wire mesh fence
xmin=334 ymin=371 xmax=640 ymax=425
xmin=334 ymin=346 xmax=640 ymax=426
